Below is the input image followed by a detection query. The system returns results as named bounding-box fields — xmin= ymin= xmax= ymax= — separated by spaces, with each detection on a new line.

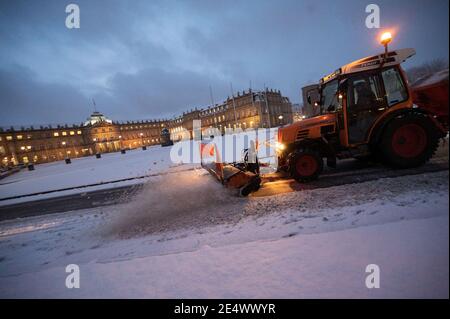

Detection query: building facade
xmin=0 ymin=89 xmax=292 ymax=167
xmin=170 ymin=89 xmax=293 ymax=141
xmin=0 ymin=112 xmax=169 ymax=167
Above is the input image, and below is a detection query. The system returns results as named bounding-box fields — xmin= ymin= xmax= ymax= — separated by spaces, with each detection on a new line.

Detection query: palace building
xmin=0 ymin=88 xmax=292 ymax=167
xmin=171 ymin=89 xmax=293 ymax=141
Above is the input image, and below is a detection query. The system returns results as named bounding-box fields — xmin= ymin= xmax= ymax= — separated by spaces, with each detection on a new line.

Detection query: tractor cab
xmin=317 ymin=48 xmax=416 ymax=148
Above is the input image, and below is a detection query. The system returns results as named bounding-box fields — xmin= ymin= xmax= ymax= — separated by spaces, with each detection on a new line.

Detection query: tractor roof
xmin=320 ymin=48 xmax=416 ymax=84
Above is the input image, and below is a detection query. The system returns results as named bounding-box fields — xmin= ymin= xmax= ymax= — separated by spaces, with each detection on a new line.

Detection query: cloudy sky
xmin=0 ymin=0 xmax=448 ymax=126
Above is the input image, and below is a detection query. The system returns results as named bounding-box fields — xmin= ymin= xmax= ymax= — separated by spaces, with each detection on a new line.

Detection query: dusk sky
xmin=0 ymin=0 xmax=448 ymax=126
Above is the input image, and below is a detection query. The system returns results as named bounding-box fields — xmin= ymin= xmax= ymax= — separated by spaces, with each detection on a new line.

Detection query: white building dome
xmin=84 ymin=111 xmax=112 ymax=126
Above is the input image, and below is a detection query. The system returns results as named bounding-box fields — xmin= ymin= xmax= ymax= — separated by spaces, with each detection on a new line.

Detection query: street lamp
xmin=139 ymin=132 xmax=146 ymax=150
xmin=118 ymin=135 xmax=123 ymax=150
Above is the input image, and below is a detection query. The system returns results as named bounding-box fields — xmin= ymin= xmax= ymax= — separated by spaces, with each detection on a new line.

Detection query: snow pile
xmin=105 ymin=169 xmax=242 ymax=238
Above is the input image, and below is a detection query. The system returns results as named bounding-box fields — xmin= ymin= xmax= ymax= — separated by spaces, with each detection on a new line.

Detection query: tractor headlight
xmin=275 ymin=142 xmax=286 ymax=151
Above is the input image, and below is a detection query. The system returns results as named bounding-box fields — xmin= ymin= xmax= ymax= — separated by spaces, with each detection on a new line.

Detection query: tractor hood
xmin=278 ymin=114 xmax=337 ymax=144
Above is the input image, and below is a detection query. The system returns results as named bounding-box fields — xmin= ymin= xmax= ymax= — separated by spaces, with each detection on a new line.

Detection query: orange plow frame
xmin=199 ymin=141 xmax=261 ymax=196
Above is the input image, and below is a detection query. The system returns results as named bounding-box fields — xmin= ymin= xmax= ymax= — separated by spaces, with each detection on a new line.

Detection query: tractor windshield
xmin=320 ymin=79 xmax=339 ymax=114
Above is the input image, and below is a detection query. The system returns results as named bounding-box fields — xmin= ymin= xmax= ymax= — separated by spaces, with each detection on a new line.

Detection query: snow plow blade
xmin=200 ymin=142 xmax=261 ymax=196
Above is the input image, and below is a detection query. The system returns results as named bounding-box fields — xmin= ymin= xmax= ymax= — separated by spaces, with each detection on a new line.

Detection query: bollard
xmin=28 ymin=163 xmax=35 ymax=171
xmin=96 ymin=153 xmax=101 ymax=159
xmin=121 ymin=149 xmax=126 ymax=154
xmin=142 ymin=146 xmax=147 ymax=150
xmin=65 ymin=158 xmax=71 ymax=164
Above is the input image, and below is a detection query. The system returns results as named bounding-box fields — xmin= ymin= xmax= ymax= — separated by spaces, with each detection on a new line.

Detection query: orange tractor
xmin=276 ymin=33 xmax=448 ymax=183
xmin=201 ymin=32 xmax=448 ymax=194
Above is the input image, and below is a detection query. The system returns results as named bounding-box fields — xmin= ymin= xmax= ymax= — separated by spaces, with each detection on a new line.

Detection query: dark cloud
xmin=93 ymin=67 xmax=231 ymax=121
xmin=0 ymin=65 xmax=90 ymax=126
xmin=0 ymin=0 xmax=448 ymax=126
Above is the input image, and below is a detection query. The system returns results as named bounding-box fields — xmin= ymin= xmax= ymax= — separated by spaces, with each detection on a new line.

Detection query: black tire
xmin=289 ymin=149 xmax=323 ymax=182
xmin=239 ymin=176 xmax=261 ymax=197
xmin=377 ymin=114 xmax=439 ymax=168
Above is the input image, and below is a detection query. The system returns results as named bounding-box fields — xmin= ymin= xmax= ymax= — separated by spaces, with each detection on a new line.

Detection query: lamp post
xmin=119 ymin=135 xmax=126 ymax=154
xmin=140 ymin=132 xmax=146 ymax=150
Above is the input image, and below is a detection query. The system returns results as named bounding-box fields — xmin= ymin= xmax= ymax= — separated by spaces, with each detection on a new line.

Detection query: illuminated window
xmin=20 ymin=146 xmax=26 ymax=150
xmin=62 ymin=132 xmax=67 ymax=136
xmin=22 ymin=156 xmax=29 ymax=164
xmin=61 ymin=141 xmax=66 ymax=146
xmin=53 ymin=132 xmax=59 ymax=137
xmin=26 ymin=146 xmax=31 ymax=150
xmin=70 ymin=131 xmax=75 ymax=135
xmin=17 ymin=135 xmax=23 ymax=140
xmin=77 ymin=130 xmax=82 ymax=135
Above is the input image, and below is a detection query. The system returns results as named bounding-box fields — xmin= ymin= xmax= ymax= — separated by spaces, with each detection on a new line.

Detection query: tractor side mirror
xmin=303 ymin=85 xmax=320 ymax=107
xmin=311 ymin=97 xmax=320 ymax=107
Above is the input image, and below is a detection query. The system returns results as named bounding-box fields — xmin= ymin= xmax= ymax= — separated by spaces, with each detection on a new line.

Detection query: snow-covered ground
xmin=0 ymin=167 xmax=448 ymax=298
xmin=0 ymin=146 xmax=175 ymax=201
xmin=0 ymin=133 xmax=447 ymax=298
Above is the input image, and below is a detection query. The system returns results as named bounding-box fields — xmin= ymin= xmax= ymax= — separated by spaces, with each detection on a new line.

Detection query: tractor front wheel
xmin=289 ymin=149 xmax=323 ymax=182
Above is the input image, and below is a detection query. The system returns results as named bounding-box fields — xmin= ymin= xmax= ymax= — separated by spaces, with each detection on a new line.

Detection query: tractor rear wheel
xmin=289 ymin=149 xmax=323 ymax=182
xmin=378 ymin=114 xmax=439 ymax=168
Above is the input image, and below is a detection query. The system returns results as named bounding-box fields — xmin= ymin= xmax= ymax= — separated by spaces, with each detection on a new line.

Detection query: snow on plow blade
xmin=199 ymin=142 xmax=261 ymax=196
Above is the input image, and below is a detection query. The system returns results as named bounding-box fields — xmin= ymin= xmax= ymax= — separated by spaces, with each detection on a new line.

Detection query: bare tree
xmin=406 ymin=59 xmax=449 ymax=84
